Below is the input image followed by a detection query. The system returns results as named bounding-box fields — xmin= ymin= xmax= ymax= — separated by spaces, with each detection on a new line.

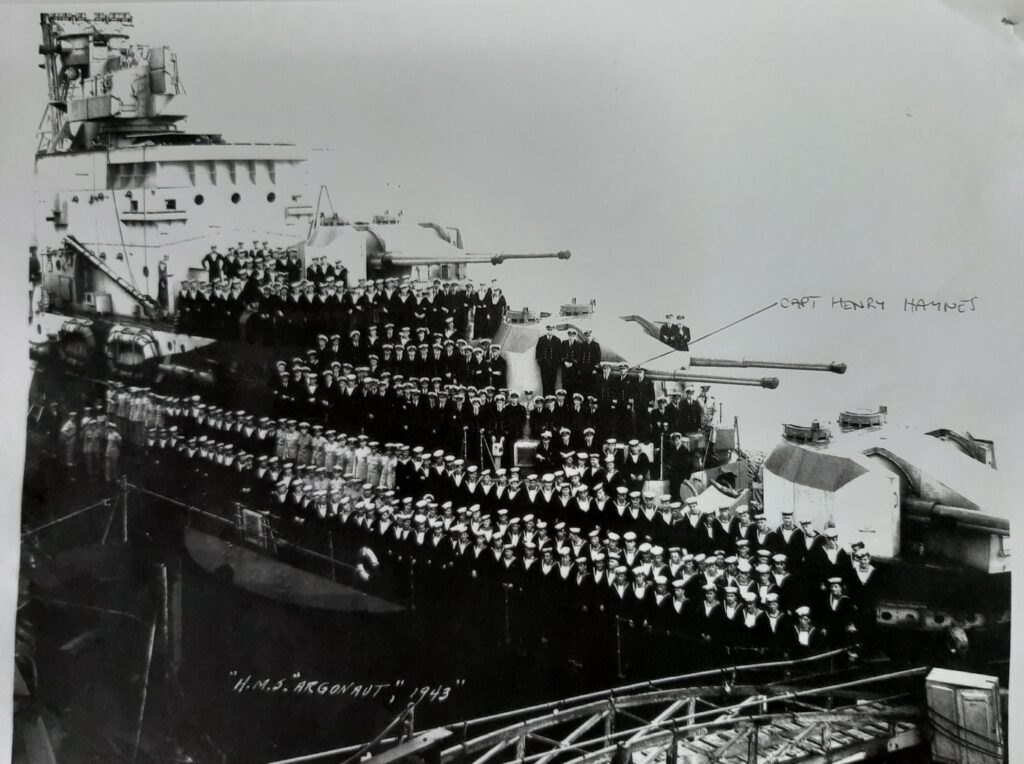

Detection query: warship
xmin=18 ymin=11 xmax=1010 ymax=764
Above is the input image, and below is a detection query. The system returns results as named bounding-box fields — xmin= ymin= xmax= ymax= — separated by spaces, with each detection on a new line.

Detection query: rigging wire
xmin=626 ymin=301 xmax=779 ymax=372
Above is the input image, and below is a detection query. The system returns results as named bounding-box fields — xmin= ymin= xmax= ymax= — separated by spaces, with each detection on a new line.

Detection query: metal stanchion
xmin=503 ymin=584 xmax=513 ymax=646
xmin=615 ymin=616 xmax=625 ymax=679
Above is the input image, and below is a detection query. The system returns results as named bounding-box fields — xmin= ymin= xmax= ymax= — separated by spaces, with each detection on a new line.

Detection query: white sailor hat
xmin=723 ymin=586 xmax=738 ymax=594
xmin=633 ymin=566 xmax=646 ymax=576
xmin=755 ymin=563 xmax=771 ymax=574
xmin=825 ymin=528 xmax=839 ymax=538
xmin=639 ymin=542 xmax=652 ymax=553
xmin=623 ymin=531 xmax=637 ymax=541
xmin=828 ymin=576 xmax=844 ymax=585
xmin=772 ymin=553 xmax=788 ymax=563
xmin=654 ymin=575 xmax=669 ymax=585
xmin=742 ymin=592 xmax=758 ymax=603
xmin=606 ymin=532 xmax=621 ymax=541
xmin=702 ymin=583 xmax=717 ymax=592
xmin=614 ymin=565 xmax=628 ymax=574
xmin=765 ymin=593 xmax=779 ymax=603
xmin=672 ymin=580 xmax=685 ymax=589
xmin=795 ymin=606 xmax=811 ymax=617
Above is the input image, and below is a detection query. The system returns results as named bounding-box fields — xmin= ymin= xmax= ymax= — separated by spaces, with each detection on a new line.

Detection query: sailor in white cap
xmin=623 ymin=438 xmax=651 ymax=492
xmin=811 ymin=526 xmax=852 ymax=582
xmin=791 ymin=605 xmax=823 ymax=652
xmin=824 ymin=576 xmax=858 ymax=643
xmin=697 ymin=582 xmax=723 ymax=642
xmin=741 ymin=591 xmax=765 ymax=646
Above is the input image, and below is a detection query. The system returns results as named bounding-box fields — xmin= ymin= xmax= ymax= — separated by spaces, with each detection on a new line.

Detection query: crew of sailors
xmin=142 ymin=412 xmax=878 ymax=656
xmin=178 ymin=243 xmax=507 ymax=342
xmin=274 ymin=328 xmax=711 ymax=469
xmin=46 ymin=383 xmax=879 ymax=661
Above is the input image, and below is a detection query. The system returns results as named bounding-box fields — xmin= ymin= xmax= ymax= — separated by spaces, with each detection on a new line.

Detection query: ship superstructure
xmin=35 ymin=12 xmax=315 ymax=319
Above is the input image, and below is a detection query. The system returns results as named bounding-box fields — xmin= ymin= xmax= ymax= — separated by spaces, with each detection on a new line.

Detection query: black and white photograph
xmin=1 ymin=2 xmax=1020 ymax=762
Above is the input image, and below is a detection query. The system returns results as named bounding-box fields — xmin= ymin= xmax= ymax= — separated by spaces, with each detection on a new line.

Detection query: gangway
xmin=271 ymin=650 xmax=938 ymax=764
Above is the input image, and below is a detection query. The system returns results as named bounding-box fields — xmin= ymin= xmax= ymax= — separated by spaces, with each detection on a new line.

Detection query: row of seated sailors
xmin=178 ymin=273 xmax=508 ymax=340
xmin=143 ymin=428 xmax=873 ymax=650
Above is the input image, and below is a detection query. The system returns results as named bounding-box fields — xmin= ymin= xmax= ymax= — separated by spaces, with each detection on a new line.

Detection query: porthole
xmin=194 ymin=194 xmax=205 ymax=206
xmin=143 ymin=266 xmax=150 ymax=278
xmin=934 ymin=613 xmax=945 ymax=624
xmin=231 ymin=193 xmax=241 ymax=204
xmin=880 ymin=611 xmax=893 ymax=622
xmin=167 ymin=340 xmax=173 ymax=350
xmin=267 ymin=192 xmax=276 ymax=203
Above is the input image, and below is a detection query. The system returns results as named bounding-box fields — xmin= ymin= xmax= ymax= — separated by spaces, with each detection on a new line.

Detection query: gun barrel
xmin=902 ymin=497 xmax=1009 ymax=535
xmin=689 ymin=357 xmax=847 ymax=374
xmin=636 ymin=369 xmax=779 ymax=389
xmin=369 ymin=250 xmax=571 ymax=268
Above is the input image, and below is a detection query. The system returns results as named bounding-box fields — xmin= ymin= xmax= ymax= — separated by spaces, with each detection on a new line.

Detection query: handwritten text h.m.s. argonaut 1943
xmin=228 ymin=670 xmax=465 ymax=704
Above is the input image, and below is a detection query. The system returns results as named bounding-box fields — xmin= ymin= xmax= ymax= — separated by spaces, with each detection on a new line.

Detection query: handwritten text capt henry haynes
xmin=229 ymin=671 xmax=465 ymax=703
xmin=779 ymin=296 xmax=978 ymax=312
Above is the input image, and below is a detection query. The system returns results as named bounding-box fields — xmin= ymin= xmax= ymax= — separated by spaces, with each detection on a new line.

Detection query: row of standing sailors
xmin=177 ymin=267 xmax=507 ymax=342
xmin=141 ymin=423 xmax=875 ymax=656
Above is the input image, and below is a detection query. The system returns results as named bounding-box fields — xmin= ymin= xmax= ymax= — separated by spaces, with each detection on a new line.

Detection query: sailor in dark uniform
xmin=790 ymin=606 xmax=824 ymax=654
xmin=534 ymin=325 xmax=563 ymax=396
xmin=623 ymin=439 xmax=651 ymax=492
xmin=745 ymin=513 xmax=780 ymax=553
xmin=822 ymin=576 xmax=858 ymax=646
xmin=808 ymin=527 xmax=853 ymax=588
xmin=775 ymin=510 xmax=806 ymax=564
xmin=761 ymin=593 xmax=790 ymax=651
xmin=847 ymin=549 xmax=880 ymax=643
xmin=726 ymin=593 xmax=757 ymax=649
